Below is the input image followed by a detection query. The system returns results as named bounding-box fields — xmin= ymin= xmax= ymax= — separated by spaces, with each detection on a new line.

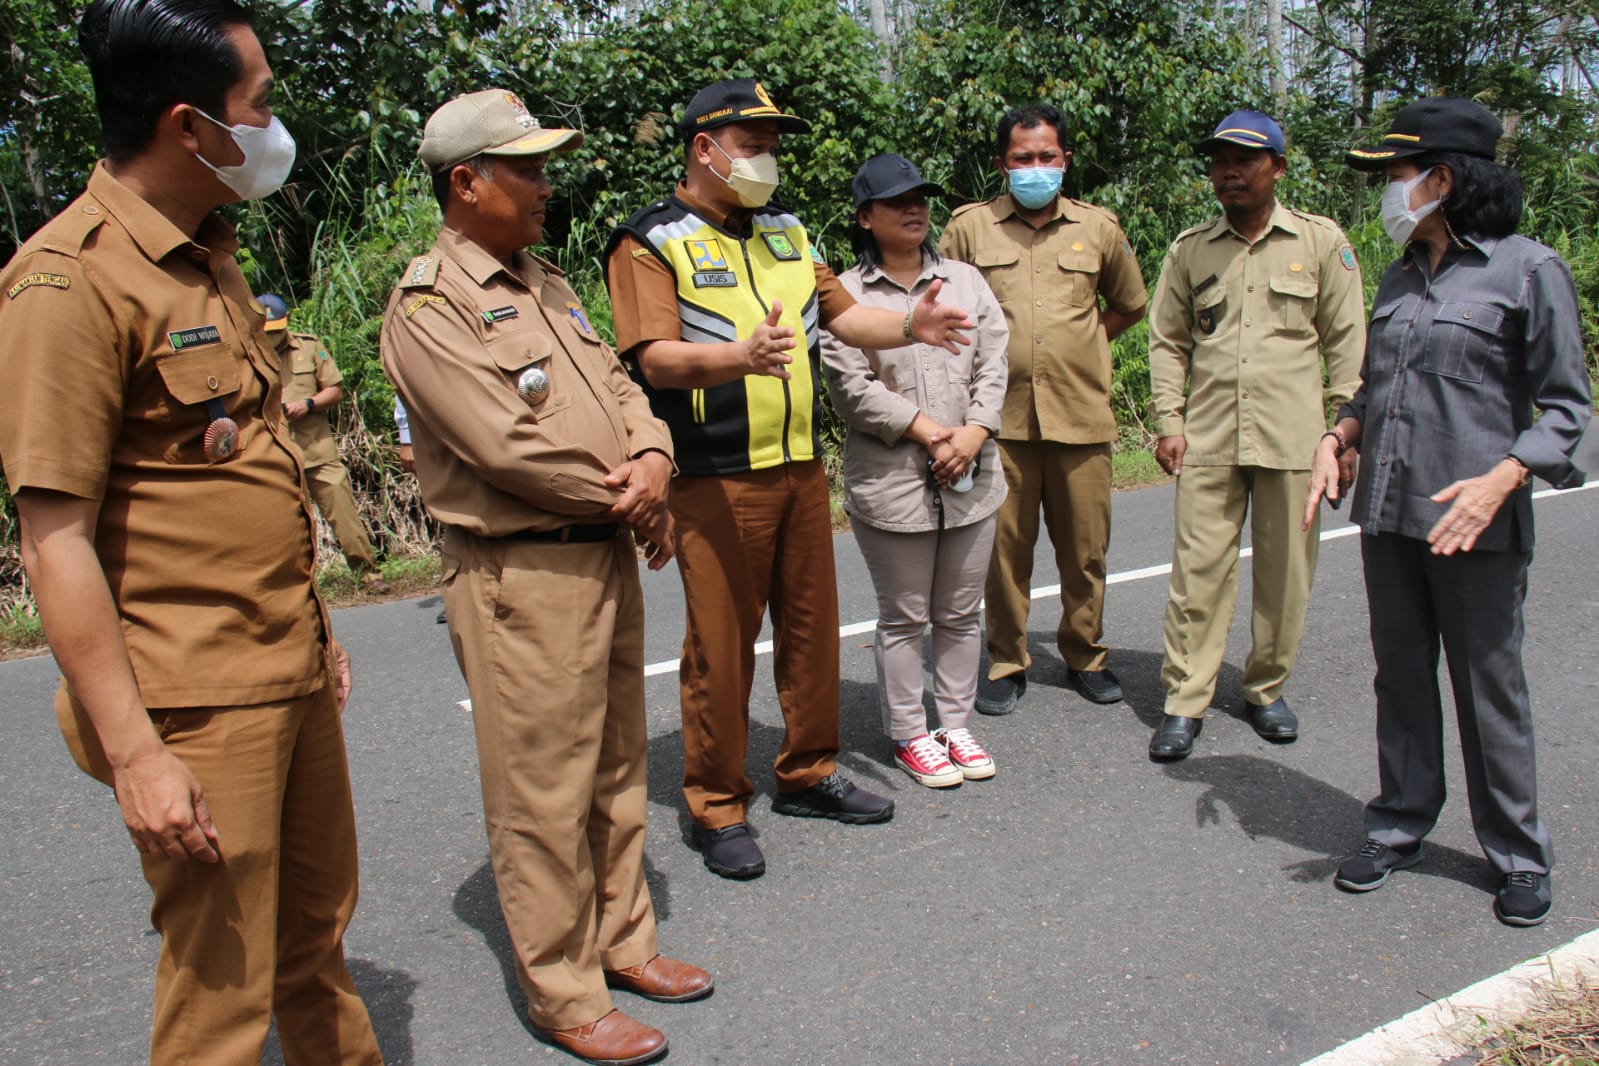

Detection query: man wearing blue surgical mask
xmin=940 ymin=104 xmax=1149 ymax=719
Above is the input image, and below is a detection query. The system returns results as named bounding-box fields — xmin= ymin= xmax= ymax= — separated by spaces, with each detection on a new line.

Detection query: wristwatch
xmin=304 ymin=397 xmax=316 ymax=413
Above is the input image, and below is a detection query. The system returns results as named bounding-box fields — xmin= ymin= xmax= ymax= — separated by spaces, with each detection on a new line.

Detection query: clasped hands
xmin=605 ymin=450 xmax=676 ymax=569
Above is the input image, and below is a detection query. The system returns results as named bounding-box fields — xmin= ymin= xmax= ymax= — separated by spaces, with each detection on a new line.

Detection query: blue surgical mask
xmin=1008 ymin=165 xmax=1063 ymax=210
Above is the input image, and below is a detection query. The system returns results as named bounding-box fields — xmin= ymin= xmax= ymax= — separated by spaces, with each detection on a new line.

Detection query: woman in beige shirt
xmin=821 ymin=154 xmax=1010 ymax=789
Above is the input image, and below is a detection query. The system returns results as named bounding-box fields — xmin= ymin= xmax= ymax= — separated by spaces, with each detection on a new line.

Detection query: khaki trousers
xmin=441 ymin=528 xmax=657 ymax=1031
xmin=123 ymin=691 xmax=378 ymax=1066
xmin=672 ymin=460 xmax=841 ymax=829
xmin=305 ymin=460 xmax=379 ymax=573
xmin=1159 ymin=465 xmax=1319 ymax=718
xmin=853 ymin=516 xmax=997 ymax=741
xmin=985 ymin=440 xmax=1113 ymax=678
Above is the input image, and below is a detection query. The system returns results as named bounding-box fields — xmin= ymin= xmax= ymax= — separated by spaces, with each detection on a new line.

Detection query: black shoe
xmin=1494 ymin=871 xmax=1552 ymax=926
xmin=1247 ymin=697 xmax=1299 ymax=742
xmin=1067 ymin=667 xmax=1123 ymax=704
xmin=975 ymin=673 xmax=1026 ymax=715
xmin=772 ymin=772 xmax=894 ymax=824
xmin=1148 ymin=715 xmax=1202 ymax=760
xmin=1334 ymin=838 xmax=1422 ymax=892
xmin=690 ymin=823 xmax=765 ymax=879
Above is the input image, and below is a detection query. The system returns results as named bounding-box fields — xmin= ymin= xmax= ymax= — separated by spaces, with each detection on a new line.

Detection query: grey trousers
xmin=854 ymin=515 xmax=997 ymax=741
xmin=1360 ymin=533 xmax=1552 ymax=874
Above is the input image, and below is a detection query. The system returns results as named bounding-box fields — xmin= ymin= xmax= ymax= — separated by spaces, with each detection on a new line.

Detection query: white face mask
xmin=1381 ymin=167 xmax=1440 ymax=246
xmin=193 ymin=108 xmax=297 ymax=201
xmin=708 ymin=136 xmax=780 ymax=208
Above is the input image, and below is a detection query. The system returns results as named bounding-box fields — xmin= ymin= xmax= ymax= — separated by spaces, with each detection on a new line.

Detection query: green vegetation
xmin=2 ymin=0 xmax=1595 ymax=634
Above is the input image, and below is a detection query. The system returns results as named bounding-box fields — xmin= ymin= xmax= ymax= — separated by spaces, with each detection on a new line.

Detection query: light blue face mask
xmin=1008 ymin=165 xmax=1064 ymax=209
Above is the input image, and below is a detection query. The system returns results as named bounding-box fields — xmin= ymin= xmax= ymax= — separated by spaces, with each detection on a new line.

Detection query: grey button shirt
xmin=1340 ymin=233 xmax=1592 ymax=551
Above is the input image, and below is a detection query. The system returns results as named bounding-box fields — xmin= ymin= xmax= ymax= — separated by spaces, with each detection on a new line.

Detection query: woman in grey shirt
xmin=822 ymin=154 xmax=1010 ymax=789
xmin=1304 ymin=99 xmax=1591 ymax=927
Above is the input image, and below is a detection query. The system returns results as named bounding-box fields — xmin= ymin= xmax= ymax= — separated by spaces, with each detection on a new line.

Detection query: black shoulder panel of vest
xmin=602 ymin=197 xmax=689 ymax=289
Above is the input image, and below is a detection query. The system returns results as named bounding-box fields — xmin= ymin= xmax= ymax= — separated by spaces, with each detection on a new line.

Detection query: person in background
xmin=1318 ymin=98 xmax=1592 ymax=927
xmin=821 ymin=153 xmax=1009 ymax=788
xmin=261 ymin=292 xmax=391 ymax=593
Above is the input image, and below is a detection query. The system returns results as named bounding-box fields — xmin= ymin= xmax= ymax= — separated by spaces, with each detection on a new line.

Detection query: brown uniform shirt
xmin=1147 ymin=202 xmax=1366 ymax=468
xmin=938 ymin=194 xmax=1148 ymax=444
xmin=605 ymin=183 xmax=856 ymax=358
xmin=277 ymin=331 xmax=343 ymax=466
xmin=0 ymin=163 xmax=328 ymax=708
xmin=380 ymin=226 xmax=674 ymax=537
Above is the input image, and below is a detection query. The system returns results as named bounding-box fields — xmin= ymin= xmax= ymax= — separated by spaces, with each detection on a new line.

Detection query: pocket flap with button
xmin=488 ymin=329 xmax=555 ymax=372
xmin=1435 ymin=302 xmax=1503 ymax=335
xmin=154 ymin=348 xmax=242 ymax=405
xmin=1268 ymin=274 xmax=1317 ymax=299
xmin=1369 ymin=299 xmax=1403 ymax=323
xmin=1196 ymin=284 xmax=1227 ymax=311
xmin=1056 ymin=252 xmax=1098 ymax=275
xmin=972 ymin=248 xmax=1020 ymax=269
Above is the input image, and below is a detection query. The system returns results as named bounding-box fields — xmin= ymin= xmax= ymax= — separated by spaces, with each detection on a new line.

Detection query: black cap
xmin=851 ymin=154 xmax=944 ymax=208
xmin=681 ymin=78 xmax=810 ymax=138
xmin=1346 ymin=97 xmax=1502 ymax=171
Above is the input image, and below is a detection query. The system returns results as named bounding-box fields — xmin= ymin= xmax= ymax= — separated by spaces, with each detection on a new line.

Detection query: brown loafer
xmin=604 ymin=954 xmax=714 ymax=1003
xmin=541 ymin=1008 xmax=666 ymax=1066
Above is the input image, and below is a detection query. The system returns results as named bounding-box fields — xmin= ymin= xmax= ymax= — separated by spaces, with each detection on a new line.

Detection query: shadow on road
xmin=1160 ymin=754 xmax=1489 ymax=888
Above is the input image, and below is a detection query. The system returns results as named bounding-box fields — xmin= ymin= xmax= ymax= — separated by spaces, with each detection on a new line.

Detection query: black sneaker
xmin=1494 ymin=871 xmax=1552 ymax=927
xmin=1334 ymin=838 xmax=1423 ymax=892
xmin=976 ymin=673 xmax=1026 ymax=715
xmin=771 ymin=772 xmax=894 ymax=824
xmin=690 ymin=822 xmax=765 ymax=879
xmin=1067 ymin=667 xmax=1123 ymax=704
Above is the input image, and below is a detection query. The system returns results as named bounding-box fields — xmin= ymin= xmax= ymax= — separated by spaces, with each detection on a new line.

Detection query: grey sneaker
xmin=1334 ymin=838 xmax=1422 ymax=892
xmin=1494 ymin=871 xmax=1552 ymax=927
xmin=772 ymin=772 xmax=894 ymax=824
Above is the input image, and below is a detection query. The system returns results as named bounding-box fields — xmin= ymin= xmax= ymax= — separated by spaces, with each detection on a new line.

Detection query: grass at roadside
xmin=0 ymin=598 xmax=44 ymax=661
xmin=1468 ymin=978 xmax=1599 ymax=1065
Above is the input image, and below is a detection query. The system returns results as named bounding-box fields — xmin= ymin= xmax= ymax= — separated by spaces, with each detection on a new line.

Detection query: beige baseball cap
xmin=419 ymin=89 xmax=584 ymax=172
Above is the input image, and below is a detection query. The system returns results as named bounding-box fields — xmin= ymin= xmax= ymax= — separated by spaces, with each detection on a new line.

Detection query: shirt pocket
xmin=154 ymin=347 xmax=243 ymax=411
xmin=488 ymin=330 xmax=570 ymax=419
xmin=971 ymin=248 xmax=1022 ymax=302
xmin=1365 ymin=297 xmax=1408 ymax=375
xmin=1055 ymin=252 xmax=1100 ymax=307
xmin=1422 ymin=302 xmax=1504 ymax=384
xmin=1267 ymin=272 xmax=1317 ymax=336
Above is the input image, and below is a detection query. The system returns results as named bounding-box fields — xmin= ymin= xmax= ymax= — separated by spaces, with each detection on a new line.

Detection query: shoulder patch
xmin=398 ymin=255 xmax=441 ymax=290
xmin=5 ymin=272 xmax=72 ymax=299
xmin=404 ymin=293 xmax=447 ymax=318
xmin=809 ymin=244 xmax=825 ymax=264
xmin=1339 ymin=246 xmax=1358 ymax=271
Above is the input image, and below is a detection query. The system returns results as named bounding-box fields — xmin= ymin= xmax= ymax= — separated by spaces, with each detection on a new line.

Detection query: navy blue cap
xmin=1195 ymin=110 xmax=1286 ymax=155
xmin=851 ymin=154 xmax=944 ymax=209
xmin=256 ymin=293 xmax=289 ymax=331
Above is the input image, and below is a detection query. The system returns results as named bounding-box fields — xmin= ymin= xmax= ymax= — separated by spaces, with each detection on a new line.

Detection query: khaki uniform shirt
xmin=277 ymin=331 xmax=343 ymax=466
xmin=938 ymin=194 xmax=1148 ymax=444
xmin=1148 ymin=202 xmax=1366 ymax=468
xmin=0 ymin=163 xmax=328 ymax=708
xmin=380 ymin=226 xmax=674 ymax=538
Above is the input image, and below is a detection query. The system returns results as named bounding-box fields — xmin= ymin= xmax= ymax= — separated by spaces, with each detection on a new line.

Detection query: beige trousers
xmin=441 ymin=528 xmax=657 ymax=1031
xmin=1159 ymin=465 xmax=1320 ymax=718
xmin=305 ymin=460 xmax=379 ymax=573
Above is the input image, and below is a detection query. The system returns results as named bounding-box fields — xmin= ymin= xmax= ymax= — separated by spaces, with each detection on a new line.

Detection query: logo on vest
xmin=687 ymin=239 xmax=728 ymax=271
xmin=761 ymin=231 xmax=800 ymax=261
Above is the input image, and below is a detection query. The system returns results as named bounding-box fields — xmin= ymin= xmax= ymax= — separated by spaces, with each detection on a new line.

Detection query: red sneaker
xmin=894 ymin=734 xmax=963 ymax=788
xmin=934 ymin=727 xmax=995 ymax=780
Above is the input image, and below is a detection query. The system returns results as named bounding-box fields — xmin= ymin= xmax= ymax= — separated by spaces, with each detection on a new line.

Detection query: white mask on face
xmin=1381 ymin=167 xmax=1440 ymax=246
xmin=707 ymin=136 xmax=780 ymax=208
xmin=193 ymin=108 xmax=297 ymax=201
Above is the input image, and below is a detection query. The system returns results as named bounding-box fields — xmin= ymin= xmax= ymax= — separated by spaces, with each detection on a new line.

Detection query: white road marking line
xmin=458 ymin=479 xmax=1597 ymax=710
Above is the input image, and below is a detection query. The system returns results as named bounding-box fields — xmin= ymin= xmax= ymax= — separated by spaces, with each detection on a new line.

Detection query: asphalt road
xmin=3 ymin=434 xmax=1597 ymax=1066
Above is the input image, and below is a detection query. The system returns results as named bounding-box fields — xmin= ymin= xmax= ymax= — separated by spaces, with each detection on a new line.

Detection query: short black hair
xmin=79 ymin=0 xmax=254 ymax=163
xmin=431 ymin=155 xmax=498 ymax=212
xmin=996 ymin=104 xmax=1070 ymax=160
xmin=847 ymin=217 xmax=939 ymax=276
xmin=1413 ymin=151 xmax=1524 ymax=239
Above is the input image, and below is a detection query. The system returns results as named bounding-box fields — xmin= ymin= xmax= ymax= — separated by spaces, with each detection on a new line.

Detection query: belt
xmin=505 ymin=522 xmax=620 ymax=544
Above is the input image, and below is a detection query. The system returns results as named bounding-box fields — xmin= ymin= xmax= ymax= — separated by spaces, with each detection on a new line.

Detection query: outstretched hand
xmin=742 ymin=301 xmax=796 ymax=379
xmin=909 ymin=280 xmax=973 ymax=355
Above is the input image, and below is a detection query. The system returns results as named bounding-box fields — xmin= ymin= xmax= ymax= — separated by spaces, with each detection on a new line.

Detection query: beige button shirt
xmin=0 ymin=163 xmax=328 ymax=708
xmin=278 ymin=332 xmax=342 ymax=466
xmin=380 ymin=226 xmax=674 ymax=538
xmin=938 ymin=194 xmax=1148 ymax=444
xmin=1148 ymin=201 xmax=1366 ymax=468
xmin=821 ymin=253 xmax=1009 ymax=533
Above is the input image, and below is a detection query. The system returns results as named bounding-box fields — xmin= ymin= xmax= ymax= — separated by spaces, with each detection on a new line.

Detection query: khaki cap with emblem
xmin=419 ymin=89 xmax=584 ymax=172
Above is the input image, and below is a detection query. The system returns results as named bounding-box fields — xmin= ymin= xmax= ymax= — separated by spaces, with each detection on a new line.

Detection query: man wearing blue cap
xmin=1145 ymin=110 xmax=1367 ymax=759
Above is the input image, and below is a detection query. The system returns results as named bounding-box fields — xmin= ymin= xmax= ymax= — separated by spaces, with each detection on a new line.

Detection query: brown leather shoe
xmin=359 ymin=571 xmax=392 ymax=594
xmin=541 ymin=1009 xmax=666 ymax=1066
xmin=604 ymin=954 xmax=714 ymax=1003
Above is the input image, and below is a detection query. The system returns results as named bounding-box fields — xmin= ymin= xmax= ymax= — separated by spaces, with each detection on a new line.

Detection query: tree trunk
xmin=1267 ymin=0 xmax=1287 ymax=112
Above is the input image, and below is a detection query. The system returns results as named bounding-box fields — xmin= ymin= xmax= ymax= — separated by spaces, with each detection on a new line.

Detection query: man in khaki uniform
xmin=1146 ymin=110 xmax=1365 ymax=760
xmin=380 ymin=89 xmax=710 ymax=1066
xmin=261 ymin=293 xmax=390 ymax=592
xmin=939 ymin=103 xmax=1148 ymax=715
xmin=0 ymin=3 xmax=381 ymax=1063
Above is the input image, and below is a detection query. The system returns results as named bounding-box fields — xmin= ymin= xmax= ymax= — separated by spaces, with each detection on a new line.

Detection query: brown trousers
xmin=985 ymin=439 xmax=1114 ymax=678
xmin=305 ymin=459 xmax=379 ymax=573
xmin=672 ymin=460 xmax=841 ymax=829
xmin=57 ymin=687 xmax=381 ymax=1066
xmin=442 ymin=528 xmax=657 ymax=1031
